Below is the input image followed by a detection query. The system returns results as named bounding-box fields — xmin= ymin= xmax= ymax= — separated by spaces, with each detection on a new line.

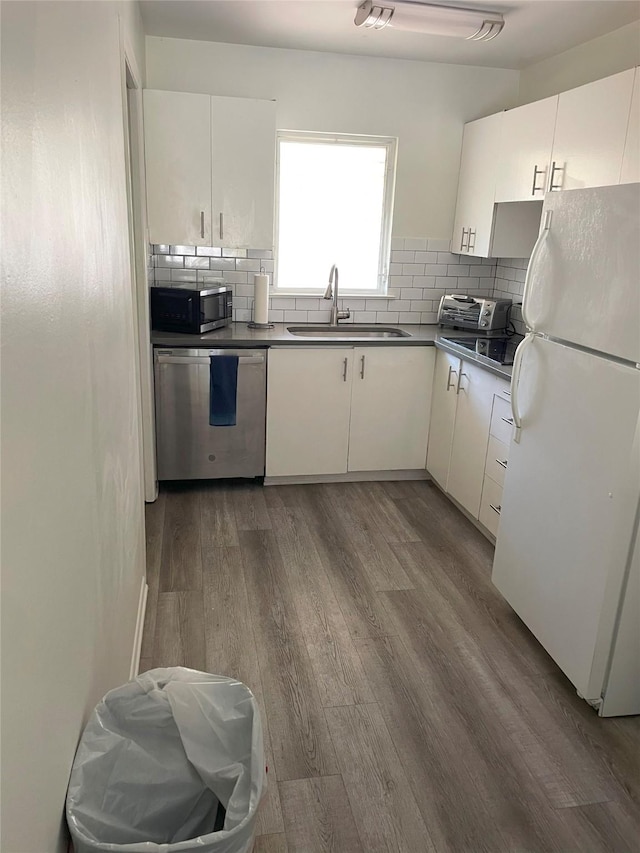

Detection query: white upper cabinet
xmin=550 ymin=69 xmax=635 ymax=191
xmin=143 ymin=90 xmax=212 ymax=247
xmin=143 ymin=90 xmax=276 ymax=248
xmin=621 ymin=68 xmax=639 ymax=184
xmin=452 ymin=112 xmax=503 ymax=257
xmin=495 ymin=96 xmax=558 ymax=203
xmin=210 ymin=96 xmax=276 ymax=249
xmin=348 ymin=347 xmax=434 ymax=472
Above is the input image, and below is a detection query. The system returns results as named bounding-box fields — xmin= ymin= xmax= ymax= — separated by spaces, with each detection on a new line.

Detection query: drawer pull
xmin=490 ymin=503 xmax=502 ymax=515
xmin=501 ymin=416 xmax=515 ymax=426
xmin=496 ymin=459 xmax=508 ymax=469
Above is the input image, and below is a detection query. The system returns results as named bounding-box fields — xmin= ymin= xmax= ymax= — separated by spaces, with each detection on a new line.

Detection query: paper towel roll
xmin=253 ymin=272 xmax=270 ymax=325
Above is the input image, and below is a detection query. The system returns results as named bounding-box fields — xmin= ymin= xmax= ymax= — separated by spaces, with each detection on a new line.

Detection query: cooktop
xmin=440 ymin=335 xmax=520 ymax=366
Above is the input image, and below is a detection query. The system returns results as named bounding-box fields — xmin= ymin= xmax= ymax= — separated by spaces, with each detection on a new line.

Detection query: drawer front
xmin=479 ymin=475 xmax=503 ymax=537
xmin=485 ymin=435 xmax=510 ymax=487
xmin=496 ymin=381 xmax=511 ymax=402
xmin=490 ymin=394 xmax=514 ymax=443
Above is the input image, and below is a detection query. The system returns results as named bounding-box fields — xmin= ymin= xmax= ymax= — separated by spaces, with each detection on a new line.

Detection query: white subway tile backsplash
xmin=235 ymin=308 xmax=252 ymax=322
xmin=184 ymin=256 xmax=210 ymax=269
xmin=236 ymin=258 xmax=263 ymax=272
xmin=353 ymin=311 xmax=377 ymax=323
xmin=402 ymin=263 xmax=426 ymax=276
xmin=149 ymin=240 xmax=519 ymax=327
xmin=403 ymin=238 xmax=428 ymax=251
xmin=391 ymin=250 xmax=415 ymax=263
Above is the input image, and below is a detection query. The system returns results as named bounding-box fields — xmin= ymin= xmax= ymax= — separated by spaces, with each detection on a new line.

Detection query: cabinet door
xmin=266 ymin=348 xmax=352 ymax=477
xmin=426 ymin=350 xmax=460 ymax=489
xmin=495 ymin=96 xmax=558 ymax=202
xmin=348 ymin=347 xmax=435 ymax=472
xmin=211 ymin=96 xmax=276 ymax=249
xmin=452 ymin=112 xmax=503 ymax=257
xmin=447 ymin=360 xmax=501 ymax=518
xmin=143 ymin=90 xmax=212 ymax=246
xmin=550 ymin=69 xmax=635 ymax=191
xmin=621 ymin=68 xmax=639 ymax=184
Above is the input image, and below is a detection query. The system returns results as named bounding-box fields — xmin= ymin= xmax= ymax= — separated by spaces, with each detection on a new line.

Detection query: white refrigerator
xmin=492 ymin=183 xmax=640 ymax=717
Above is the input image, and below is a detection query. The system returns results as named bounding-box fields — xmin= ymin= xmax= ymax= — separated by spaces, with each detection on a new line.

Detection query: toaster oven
xmin=437 ymin=294 xmax=512 ymax=331
xmin=151 ymin=283 xmax=233 ymax=334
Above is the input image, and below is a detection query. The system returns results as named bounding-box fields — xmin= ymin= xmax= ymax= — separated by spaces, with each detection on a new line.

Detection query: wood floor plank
xmin=202 ymin=545 xmax=260 ymax=690
xmin=253 ymin=832 xmax=288 ymax=853
xmin=268 ymin=506 xmax=374 ymax=707
xmin=141 ymin=491 xmax=165 ymax=659
xmin=233 ymin=482 xmax=272 ymax=530
xmin=324 ymin=703 xmax=435 ymax=853
xmin=355 ymin=634 xmax=576 ymax=853
xmin=200 ymin=542 xmax=285 ymax=836
xmin=279 ymin=776 xmax=364 ymax=853
xmin=158 ymin=484 xmax=202 ymax=592
xmin=555 ymin=800 xmax=640 ymax=853
xmin=240 ymin=529 xmax=339 ymax=781
xmin=200 ymin=482 xmax=238 ymax=547
xmin=381 ymin=588 xmax=626 ymax=810
xmin=351 ymin=481 xmax=422 ymax=544
xmin=153 ymin=591 xmax=205 ymax=670
xmin=297 ymin=488 xmax=395 ymax=638
xmin=320 ymin=484 xmax=414 ymax=591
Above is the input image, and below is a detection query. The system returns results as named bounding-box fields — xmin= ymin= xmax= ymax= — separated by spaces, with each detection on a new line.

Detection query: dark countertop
xmin=151 ymin=323 xmax=513 ymax=381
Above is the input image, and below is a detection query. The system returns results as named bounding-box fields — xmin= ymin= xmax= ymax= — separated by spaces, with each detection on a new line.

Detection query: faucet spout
xmin=323 ymin=264 xmax=350 ymax=325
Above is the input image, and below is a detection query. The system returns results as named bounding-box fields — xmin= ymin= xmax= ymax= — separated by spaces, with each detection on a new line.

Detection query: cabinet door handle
xmin=200 ymin=211 xmax=205 ymax=239
xmin=496 ymin=459 xmax=508 ymax=469
xmin=456 ymin=371 xmax=467 ymax=395
xmin=460 ymin=228 xmax=468 ymax=251
xmin=342 ymin=357 xmax=348 ymax=382
xmin=549 ymin=161 xmax=564 ymax=191
xmin=219 ymin=212 xmax=224 ymax=241
xmin=468 ymin=229 xmax=476 ymax=252
xmin=446 ymin=365 xmax=458 ymax=391
xmin=490 ymin=503 xmax=502 ymax=515
xmin=360 ymin=355 xmax=366 ymax=379
xmin=531 ymin=164 xmax=545 ymax=195
xmin=501 ymin=416 xmax=515 ymax=426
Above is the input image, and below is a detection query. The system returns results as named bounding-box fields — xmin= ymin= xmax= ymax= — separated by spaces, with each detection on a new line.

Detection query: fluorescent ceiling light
xmin=354 ymin=0 xmax=505 ymax=41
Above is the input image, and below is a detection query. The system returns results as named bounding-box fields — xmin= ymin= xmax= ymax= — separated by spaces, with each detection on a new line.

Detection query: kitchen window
xmin=274 ymin=131 xmax=397 ymax=295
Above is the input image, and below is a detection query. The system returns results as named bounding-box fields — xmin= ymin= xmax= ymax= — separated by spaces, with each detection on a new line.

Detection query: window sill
xmin=271 ymin=292 xmax=396 ymax=299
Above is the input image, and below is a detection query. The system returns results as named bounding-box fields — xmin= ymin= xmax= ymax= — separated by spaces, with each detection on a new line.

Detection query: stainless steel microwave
xmin=151 ymin=284 xmax=233 ymax=334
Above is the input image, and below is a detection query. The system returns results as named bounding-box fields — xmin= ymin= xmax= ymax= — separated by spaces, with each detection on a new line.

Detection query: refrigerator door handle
xmin=522 ymin=210 xmax=552 ymax=332
xmin=510 ymin=332 xmax=535 ymax=444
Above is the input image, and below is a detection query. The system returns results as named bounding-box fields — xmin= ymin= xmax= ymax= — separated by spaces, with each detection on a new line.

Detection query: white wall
xmin=145 ymin=37 xmax=519 ymax=239
xmin=519 ymin=20 xmax=640 ymax=104
xmin=1 ymin=2 xmax=146 ymax=851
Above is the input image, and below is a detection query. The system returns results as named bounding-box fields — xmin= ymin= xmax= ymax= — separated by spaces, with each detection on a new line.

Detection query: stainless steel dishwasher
xmin=154 ymin=347 xmax=267 ymax=480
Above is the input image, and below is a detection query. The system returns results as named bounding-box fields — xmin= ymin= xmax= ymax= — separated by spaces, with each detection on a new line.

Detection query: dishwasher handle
xmin=156 ymin=354 xmax=265 ymax=365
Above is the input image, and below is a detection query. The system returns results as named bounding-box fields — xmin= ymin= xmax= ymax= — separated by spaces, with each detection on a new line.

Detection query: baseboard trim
xmin=264 ymin=469 xmax=430 ymax=486
xmin=130 ymin=576 xmax=148 ymax=680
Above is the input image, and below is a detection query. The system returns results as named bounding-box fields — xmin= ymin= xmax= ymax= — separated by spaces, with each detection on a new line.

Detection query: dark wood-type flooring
xmin=141 ymin=479 xmax=640 ymax=853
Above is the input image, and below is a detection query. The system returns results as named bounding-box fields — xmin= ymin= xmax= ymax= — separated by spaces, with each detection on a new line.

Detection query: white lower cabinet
xmin=266 ymin=346 xmax=434 ymax=478
xmin=348 ymin=346 xmax=434 ymax=472
xmin=426 ymin=348 xmax=511 ymax=528
xmin=266 ymin=348 xmax=353 ymax=477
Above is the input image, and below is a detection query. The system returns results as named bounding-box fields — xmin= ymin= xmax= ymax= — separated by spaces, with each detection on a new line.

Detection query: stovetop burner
xmin=440 ymin=336 xmax=521 ymax=366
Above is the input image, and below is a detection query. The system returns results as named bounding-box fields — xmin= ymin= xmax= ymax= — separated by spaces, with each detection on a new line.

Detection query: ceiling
xmin=140 ymin=0 xmax=640 ymax=70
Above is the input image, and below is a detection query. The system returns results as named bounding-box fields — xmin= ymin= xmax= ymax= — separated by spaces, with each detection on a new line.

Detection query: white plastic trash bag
xmin=66 ymin=667 xmax=265 ymax=853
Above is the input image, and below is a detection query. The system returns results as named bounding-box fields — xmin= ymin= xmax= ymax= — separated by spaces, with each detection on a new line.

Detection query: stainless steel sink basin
xmin=287 ymin=325 xmax=411 ymax=338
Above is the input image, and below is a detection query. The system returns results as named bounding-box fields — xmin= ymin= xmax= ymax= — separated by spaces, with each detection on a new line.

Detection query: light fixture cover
xmin=354 ymin=0 xmax=505 ymax=41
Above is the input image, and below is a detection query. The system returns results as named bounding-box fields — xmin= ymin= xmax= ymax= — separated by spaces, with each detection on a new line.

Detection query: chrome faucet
xmin=323 ymin=264 xmax=351 ymax=325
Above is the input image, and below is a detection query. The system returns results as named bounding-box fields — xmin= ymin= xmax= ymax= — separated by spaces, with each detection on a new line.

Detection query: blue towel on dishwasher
xmin=209 ymin=355 xmax=239 ymax=426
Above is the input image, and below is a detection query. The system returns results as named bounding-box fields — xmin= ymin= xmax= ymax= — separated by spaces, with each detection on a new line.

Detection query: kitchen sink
xmin=287 ymin=325 xmax=411 ymax=338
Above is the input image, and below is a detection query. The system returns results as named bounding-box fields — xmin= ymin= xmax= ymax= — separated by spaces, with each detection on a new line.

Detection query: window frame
xmin=273 ymin=130 xmax=398 ymax=296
